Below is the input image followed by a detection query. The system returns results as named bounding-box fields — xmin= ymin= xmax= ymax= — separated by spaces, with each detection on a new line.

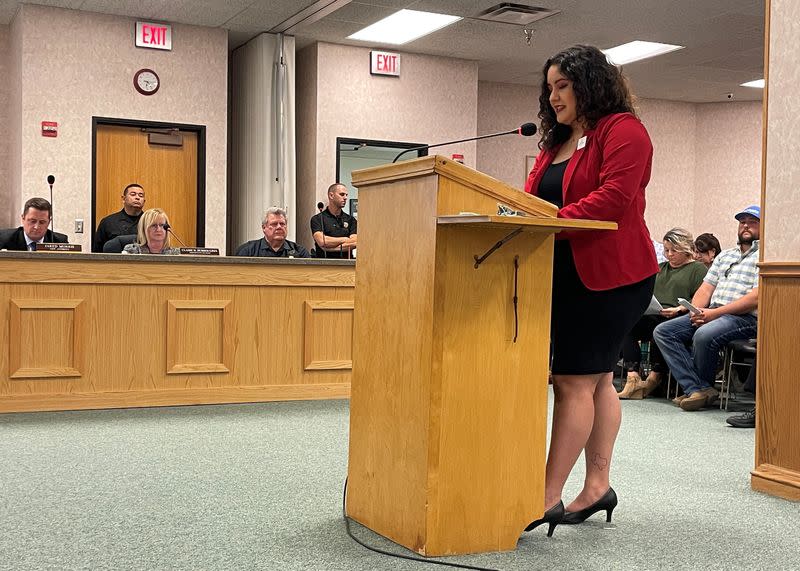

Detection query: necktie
xmin=28 ymin=242 xmax=36 ymax=251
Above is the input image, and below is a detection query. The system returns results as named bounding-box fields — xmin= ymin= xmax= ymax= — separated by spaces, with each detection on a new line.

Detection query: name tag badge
xmin=576 ymin=136 xmax=587 ymax=150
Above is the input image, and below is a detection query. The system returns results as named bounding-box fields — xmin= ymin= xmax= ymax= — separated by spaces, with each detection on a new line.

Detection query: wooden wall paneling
xmin=8 ymin=298 xmax=84 ymax=379
xmin=0 ymin=256 xmax=355 ymax=412
xmin=752 ymin=269 xmax=800 ymax=500
xmin=166 ymin=299 xmax=231 ymax=374
xmin=303 ymin=300 xmax=355 ymax=370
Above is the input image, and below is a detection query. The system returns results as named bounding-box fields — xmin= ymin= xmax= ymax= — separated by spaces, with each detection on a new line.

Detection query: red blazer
xmin=524 ymin=112 xmax=658 ymax=291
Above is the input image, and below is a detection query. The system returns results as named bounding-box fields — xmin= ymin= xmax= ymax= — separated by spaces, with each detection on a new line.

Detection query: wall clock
xmin=134 ymin=68 xmax=160 ymax=96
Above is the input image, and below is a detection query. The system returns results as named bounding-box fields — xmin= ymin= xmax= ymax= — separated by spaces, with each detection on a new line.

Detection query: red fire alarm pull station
xmin=42 ymin=121 xmax=58 ymax=138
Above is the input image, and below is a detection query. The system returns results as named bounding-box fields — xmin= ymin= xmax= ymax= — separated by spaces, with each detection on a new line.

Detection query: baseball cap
xmin=734 ymin=205 xmax=760 ymax=221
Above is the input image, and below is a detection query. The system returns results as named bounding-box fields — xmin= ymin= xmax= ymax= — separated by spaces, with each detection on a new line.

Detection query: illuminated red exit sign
xmin=135 ymin=22 xmax=172 ymax=51
xmin=370 ymin=51 xmax=400 ymax=77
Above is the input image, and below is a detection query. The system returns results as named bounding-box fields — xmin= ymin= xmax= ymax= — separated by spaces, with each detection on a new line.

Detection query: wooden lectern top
xmin=351 ymin=155 xmax=558 ymax=219
xmin=438 ymin=214 xmax=617 ymax=232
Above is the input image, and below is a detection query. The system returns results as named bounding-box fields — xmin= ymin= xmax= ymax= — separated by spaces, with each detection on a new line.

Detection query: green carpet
xmin=1 ymin=394 xmax=797 ymax=570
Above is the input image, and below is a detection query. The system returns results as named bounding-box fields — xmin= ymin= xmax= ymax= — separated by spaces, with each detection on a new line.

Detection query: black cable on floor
xmin=342 ymin=479 xmax=500 ymax=571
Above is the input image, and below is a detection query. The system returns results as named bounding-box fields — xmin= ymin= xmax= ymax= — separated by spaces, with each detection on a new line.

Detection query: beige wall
xmin=764 ymin=0 xmax=800 ymax=261
xmin=297 ymin=41 xmax=478 ymax=248
xmin=476 ymin=80 xmax=762 ymax=251
xmin=9 ymin=4 xmax=227 ymax=250
xmin=636 ymin=99 xmax=697 ymax=243
xmin=693 ymin=101 xmax=762 ymax=247
xmin=475 ymin=81 xmax=537 ymax=190
xmin=0 ymin=24 xmax=11 ymax=226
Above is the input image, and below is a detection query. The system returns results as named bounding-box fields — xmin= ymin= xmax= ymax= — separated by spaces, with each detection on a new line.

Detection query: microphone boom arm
xmin=391 ymin=128 xmax=518 ymax=163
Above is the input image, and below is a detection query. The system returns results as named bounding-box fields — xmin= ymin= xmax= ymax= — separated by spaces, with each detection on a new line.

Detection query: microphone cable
xmin=342 ymin=478 xmax=500 ymax=571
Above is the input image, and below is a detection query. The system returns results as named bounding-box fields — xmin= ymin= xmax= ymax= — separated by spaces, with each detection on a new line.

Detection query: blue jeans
xmin=652 ymin=313 xmax=757 ymax=395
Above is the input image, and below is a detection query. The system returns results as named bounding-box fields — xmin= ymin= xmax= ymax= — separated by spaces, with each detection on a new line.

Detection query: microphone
xmin=392 ymin=122 xmax=537 ymax=163
xmin=46 ymin=175 xmax=55 ymax=238
xmin=316 ymin=203 xmax=327 ymax=257
xmin=163 ymin=223 xmax=187 ymax=247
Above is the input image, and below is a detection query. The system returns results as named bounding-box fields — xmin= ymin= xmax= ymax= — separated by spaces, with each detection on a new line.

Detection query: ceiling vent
xmin=474 ymin=3 xmax=560 ymax=25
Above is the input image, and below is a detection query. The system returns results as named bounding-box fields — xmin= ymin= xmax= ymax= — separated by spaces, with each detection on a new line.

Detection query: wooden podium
xmin=346 ymin=156 xmax=614 ymax=556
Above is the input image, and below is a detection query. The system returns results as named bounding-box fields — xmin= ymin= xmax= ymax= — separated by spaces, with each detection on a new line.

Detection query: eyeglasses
xmin=149 ymin=223 xmax=168 ymax=230
xmin=724 ymin=262 xmax=737 ymax=278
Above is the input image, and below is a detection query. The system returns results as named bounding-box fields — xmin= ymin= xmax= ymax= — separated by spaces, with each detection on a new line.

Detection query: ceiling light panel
xmin=347 ymin=9 xmax=462 ymax=45
xmin=603 ymin=41 xmax=684 ymax=65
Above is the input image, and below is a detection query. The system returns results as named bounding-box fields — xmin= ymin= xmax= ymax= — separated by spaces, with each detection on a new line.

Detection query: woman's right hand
xmin=660 ymin=307 xmax=683 ymax=318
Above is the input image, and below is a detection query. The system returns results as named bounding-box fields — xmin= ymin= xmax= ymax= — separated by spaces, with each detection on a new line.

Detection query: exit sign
xmin=370 ymin=51 xmax=400 ymax=77
xmin=136 ymin=21 xmax=172 ymax=51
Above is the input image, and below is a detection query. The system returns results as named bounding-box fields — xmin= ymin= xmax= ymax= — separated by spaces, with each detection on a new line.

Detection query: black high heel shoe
xmin=562 ymin=487 xmax=617 ymax=525
xmin=524 ymin=501 xmax=564 ymax=537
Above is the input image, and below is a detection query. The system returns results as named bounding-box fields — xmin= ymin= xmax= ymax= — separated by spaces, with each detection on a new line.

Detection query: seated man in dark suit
xmin=0 ymin=197 xmax=68 ymax=251
xmin=235 ymin=207 xmax=310 ymax=258
xmin=93 ymin=183 xmax=145 ymax=252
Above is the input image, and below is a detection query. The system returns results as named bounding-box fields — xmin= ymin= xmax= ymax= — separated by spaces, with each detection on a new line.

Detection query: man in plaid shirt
xmin=653 ymin=206 xmax=760 ymax=411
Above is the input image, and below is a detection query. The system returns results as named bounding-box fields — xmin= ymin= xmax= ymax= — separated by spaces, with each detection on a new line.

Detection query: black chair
xmin=720 ymin=338 xmax=757 ymax=410
xmin=102 ymin=234 xmax=137 ymax=253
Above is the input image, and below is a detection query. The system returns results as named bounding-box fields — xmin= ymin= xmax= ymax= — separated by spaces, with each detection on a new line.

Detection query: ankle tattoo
xmin=591 ymin=453 xmax=609 ymax=471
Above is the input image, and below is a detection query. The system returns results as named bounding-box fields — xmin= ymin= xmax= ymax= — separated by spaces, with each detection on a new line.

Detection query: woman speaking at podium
xmin=523 ymin=45 xmax=658 ymax=535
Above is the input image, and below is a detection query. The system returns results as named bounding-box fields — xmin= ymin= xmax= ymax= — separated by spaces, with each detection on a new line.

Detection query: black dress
xmin=538 ymin=161 xmax=655 ymax=375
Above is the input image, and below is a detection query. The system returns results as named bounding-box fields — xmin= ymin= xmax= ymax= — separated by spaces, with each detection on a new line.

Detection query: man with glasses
xmin=0 ymin=197 xmax=68 ymax=251
xmin=235 ymin=207 xmax=310 ymax=258
xmin=653 ymin=206 xmax=760 ymax=411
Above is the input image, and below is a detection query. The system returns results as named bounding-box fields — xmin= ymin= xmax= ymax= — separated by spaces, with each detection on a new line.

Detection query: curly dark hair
xmin=538 ymin=45 xmax=637 ymax=150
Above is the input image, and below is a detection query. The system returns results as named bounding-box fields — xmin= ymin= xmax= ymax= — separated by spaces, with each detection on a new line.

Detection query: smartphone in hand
xmin=677 ymin=297 xmax=702 ymax=315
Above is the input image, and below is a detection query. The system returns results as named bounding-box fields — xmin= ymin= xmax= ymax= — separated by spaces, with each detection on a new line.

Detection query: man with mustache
xmin=653 ymin=206 xmax=760 ymax=411
xmin=93 ymin=183 xmax=145 ymax=252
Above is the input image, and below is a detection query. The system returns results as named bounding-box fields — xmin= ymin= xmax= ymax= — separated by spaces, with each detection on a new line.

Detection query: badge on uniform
xmin=343 ymin=222 xmax=349 ymax=229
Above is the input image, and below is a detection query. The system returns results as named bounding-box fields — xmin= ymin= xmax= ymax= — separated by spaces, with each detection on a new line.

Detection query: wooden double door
xmin=94 ymin=122 xmax=202 ymax=247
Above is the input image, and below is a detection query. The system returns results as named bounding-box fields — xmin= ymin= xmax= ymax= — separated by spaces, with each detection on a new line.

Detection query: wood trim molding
xmin=0 ymin=383 xmax=351 ymax=414
xmin=9 ymin=299 xmax=84 ymax=379
xmin=2 ymin=259 xmax=355 ymax=287
xmin=304 ymin=300 xmax=354 ymax=370
xmin=166 ymin=300 xmax=232 ymax=374
xmin=758 ymin=262 xmax=800 ymax=277
xmin=752 ymin=464 xmax=800 ymax=501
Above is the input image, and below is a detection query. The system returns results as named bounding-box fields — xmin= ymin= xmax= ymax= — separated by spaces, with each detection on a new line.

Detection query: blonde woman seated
xmin=123 ymin=208 xmax=181 ymax=255
xmin=618 ymin=228 xmax=707 ymax=399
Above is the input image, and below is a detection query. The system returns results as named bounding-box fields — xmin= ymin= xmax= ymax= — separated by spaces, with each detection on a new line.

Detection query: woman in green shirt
xmin=617 ymin=228 xmax=707 ymax=399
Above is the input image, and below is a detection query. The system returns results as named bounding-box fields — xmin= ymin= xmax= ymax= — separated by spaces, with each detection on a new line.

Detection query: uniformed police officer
xmin=310 ymin=183 xmax=357 ymax=259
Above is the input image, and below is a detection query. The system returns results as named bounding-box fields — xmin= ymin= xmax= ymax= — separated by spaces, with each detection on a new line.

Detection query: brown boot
xmin=618 ymin=372 xmax=645 ymax=399
xmin=679 ymin=387 xmax=719 ymax=411
xmin=642 ymin=372 xmax=662 ymax=398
